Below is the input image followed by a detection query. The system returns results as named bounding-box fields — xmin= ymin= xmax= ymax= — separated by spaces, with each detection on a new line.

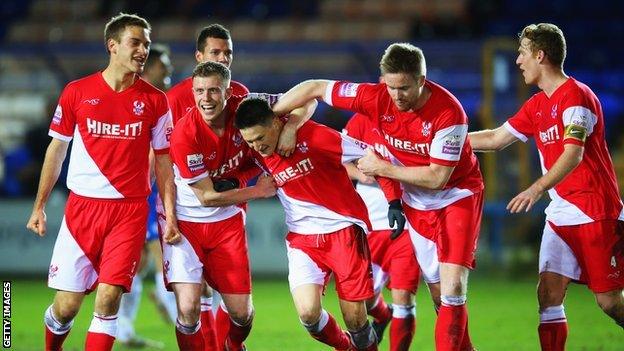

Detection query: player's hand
xmin=26 ymin=209 xmax=47 ymax=237
xmin=387 ymin=199 xmax=406 ymax=239
xmin=507 ymin=184 xmax=544 ymax=213
xmin=255 ymin=175 xmax=277 ymax=198
xmin=276 ymin=122 xmax=297 ymax=157
xmin=213 ymin=178 xmax=240 ymax=192
xmin=357 ymin=149 xmax=387 ymax=176
xmin=162 ymin=219 xmax=182 ymax=245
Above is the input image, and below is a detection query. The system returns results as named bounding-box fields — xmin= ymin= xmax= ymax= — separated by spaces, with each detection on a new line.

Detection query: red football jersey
xmin=169 ymin=95 xmax=259 ymax=223
xmin=257 ymin=121 xmax=373 ymax=234
xmin=49 ymin=72 xmax=172 ymax=199
xmin=326 ymin=80 xmax=483 ymax=210
xmin=344 ymin=113 xmax=395 ymax=230
xmin=167 ymin=77 xmax=249 ymax=125
xmin=504 ymin=77 xmax=624 ymax=225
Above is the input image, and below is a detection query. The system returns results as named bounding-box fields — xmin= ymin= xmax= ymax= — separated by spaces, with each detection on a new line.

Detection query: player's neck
xmin=538 ymin=69 xmax=568 ymax=98
xmin=102 ymin=65 xmax=138 ymax=92
xmin=203 ymin=113 xmax=226 ymax=136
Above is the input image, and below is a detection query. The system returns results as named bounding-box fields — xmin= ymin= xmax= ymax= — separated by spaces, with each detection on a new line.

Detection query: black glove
xmin=213 ymin=178 xmax=240 ymax=192
xmin=388 ymin=199 xmax=406 ymax=239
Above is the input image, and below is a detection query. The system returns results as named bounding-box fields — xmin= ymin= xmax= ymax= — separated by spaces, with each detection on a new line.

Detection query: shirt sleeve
xmin=324 ymin=81 xmax=381 ymax=120
xmin=561 ymin=91 xmax=598 ymax=146
xmin=48 ymin=84 xmax=77 ymax=142
xmin=151 ymin=94 xmax=173 ymax=154
xmin=429 ymin=108 xmax=468 ymax=167
xmin=504 ymin=100 xmax=534 ymax=142
xmin=170 ymin=132 xmax=209 ymax=185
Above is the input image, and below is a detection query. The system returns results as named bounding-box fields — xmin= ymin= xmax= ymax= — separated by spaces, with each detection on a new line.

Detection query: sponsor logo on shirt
xmin=384 ymin=134 xmax=429 ymax=156
xmin=165 ymin=126 xmax=173 ymax=142
xmin=187 ymin=153 xmax=205 ymax=172
xmin=571 ymin=114 xmax=588 ymax=128
xmin=539 ymin=125 xmax=560 ymax=145
xmin=133 ymin=100 xmax=145 ymax=116
xmin=338 ymin=83 xmax=359 ymax=98
xmin=422 ymin=122 xmax=432 ymax=137
xmin=86 ymin=118 xmax=143 ymax=139
xmin=52 ymin=105 xmax=62 ymax=125
xmin=208 ymin=150 xmax=245 ymax=178
xmin=373 ymin=142 xmax=391 ymax=158
xmin=442 ymin=135 xmax=461 ymax=155
xmin=83 ymin=99 xmax=100 ymax=105
xmin=272 ymin=158 xmax=314 ymax=186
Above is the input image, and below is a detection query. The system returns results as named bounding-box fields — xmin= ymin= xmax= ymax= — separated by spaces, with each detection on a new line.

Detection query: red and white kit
xmin=326 ymin=80 xmax=484 ymax=282
xmin=344 ymin=114 xmax=420 ymax=294
xmin=165 ymin=95 xmax=263 ymax=294
xmin=257 ymin=120 xmax=401 ymax=301
xmin=504 ymin=77 xmax=624 ymax=292
xmin=167 ymin=77 xmax=249 ymax=125
xmin=47 ymin=72 xmax=172 ymax=292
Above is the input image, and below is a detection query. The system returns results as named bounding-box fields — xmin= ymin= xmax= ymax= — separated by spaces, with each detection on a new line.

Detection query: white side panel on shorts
xmin=407 ymin=222 xmax=440 ymax=284
xmin=161 ymin=216 xmax=204 ymax=285
xmin=539 ymin=222 xmax=581 ymax=280
xmin=286 ymin=241 xmax=326 ymax=291
xmin=371 ymin=263 xmax=389 ymax=294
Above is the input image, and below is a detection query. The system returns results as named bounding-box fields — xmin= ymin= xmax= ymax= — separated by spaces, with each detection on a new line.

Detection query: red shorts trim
xmin=177 ymin=213 xmax=251 ymax=294
xmin=404 ymin=191 xmax=483 ymax=269
xmin=368 ymin=230 xmax=420 ymax=293
xmin=286 ymin=225 xmax=374 ymax=301
xmin=548 ymin=220 xmax=624 ymax=293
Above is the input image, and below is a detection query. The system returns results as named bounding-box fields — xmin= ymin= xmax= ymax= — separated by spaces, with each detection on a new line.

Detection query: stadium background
xmin=0 ymin=0 xmax=622 ymax=349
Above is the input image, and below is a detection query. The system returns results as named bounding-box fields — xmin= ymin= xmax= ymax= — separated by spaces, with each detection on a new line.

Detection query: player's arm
xmin=272 ymin=80 xmax=332 ymax=116
xmin=468 ymin=126 xmax=519 ymax=152
xmin=26 ymin=138 xmax=69 ymax=236
xmin=357 ymin=149 xmax=454 ymax=190
xmin=277 ymin=99 xmax=318 ymax=157
xmin=344 ymin=162 xmax=375 ymax=184
xmin=154 ymin=153 xmax=182 ymax=244
xmin=507 ymin=143 xmax=583 ymax=213
xmin=190 ymin=174 xmax=276 ymax=207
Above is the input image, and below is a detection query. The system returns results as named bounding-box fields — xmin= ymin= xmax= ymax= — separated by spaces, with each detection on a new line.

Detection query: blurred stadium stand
xmin=0 ymin=0 xmax=622 ymax=274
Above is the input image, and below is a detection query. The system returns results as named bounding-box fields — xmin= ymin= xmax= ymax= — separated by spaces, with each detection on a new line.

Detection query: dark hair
xmin=380 ymin=43 xmax=426 ymax=79
xmin=146 ymin=43 xmax=170 ymax=69
xmin=192 ymin=61 xmax=231 ymax=83
xmin=104 ymin=13 xmax=151 ymax=53
xmin=197 ymin=24 xmax=231 ymax=52
xmin=519 ymin=23 xmax=566 ymax=68
xmin=234 ymin=98 xmax=275 ymax=130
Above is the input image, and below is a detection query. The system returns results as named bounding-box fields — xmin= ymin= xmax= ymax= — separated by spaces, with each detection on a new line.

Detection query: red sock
xmin=215 ymin=304 xmax=230 ymax=350
xmin=176 ymin=326 xmax=205 ymax=351
xmin=435 ymin=304 xmax=468 ymax=351
xmin=309 ymin=313 xmax=351 ymax=350
xmin=201 ymin=309 xmax=218 ymax=351
xmin=84 ymin=332 xmax=115 ymax=351
xmin=368 ymin=296 xmax=392 ymax=323
xmin=390 ymin=316 xmax=415 ymax=351
xmin=538 ymin=322 xmax=568 ymax=351
xmin=45 ymin=325 xmax=70 ymax=351
xmin=459 ymin=321 xmax=473 ymax=351
xmin=227 ymin=318 xmax=252 ymax=351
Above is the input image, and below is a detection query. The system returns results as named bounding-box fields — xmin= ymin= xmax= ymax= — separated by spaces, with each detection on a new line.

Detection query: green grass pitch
xmin=7 ymin=274 xmax=621 ymax=350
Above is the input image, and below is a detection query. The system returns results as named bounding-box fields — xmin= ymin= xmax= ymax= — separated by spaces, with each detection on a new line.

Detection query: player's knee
xmin=595 ymin=291 xmax=623 ymax=318
xmin=94 ymin=285 xmax=123 ymax=315
xmin=342 ymin=311 xmax=367 ymax=330
xmin=177 ymin=299 xmax=201 ymax=323
xmin=229 ymin=306 xmax=254 ymax=326
xmin=298 ymin=306 xmax=322 ymax=325
xmin=537 ymin=286 xmax=565 ymax=308
xmin=55 ymin=301 xmax=81 ymax=322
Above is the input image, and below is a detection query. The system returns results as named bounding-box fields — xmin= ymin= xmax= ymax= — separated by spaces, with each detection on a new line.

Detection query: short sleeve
xmin=561 ymin=89 xmax=598 ymax=146
xmin=48 ymin=84 xmax=78 ymax=142
xmin=324 ymin=81 xmax=381 ymax=121
xmin=429 ymin=108 xmax=468 ymax=166
xmin=504 ymin=100 xmax=534 ymax=142
xmin=151 ymin=94 xmax=173 ymax=154
xmin=170 ymin=133 xmax=209 ymax=184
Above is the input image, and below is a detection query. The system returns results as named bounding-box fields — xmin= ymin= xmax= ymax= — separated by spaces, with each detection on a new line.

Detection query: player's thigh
xmin=438 ymin=192 xmax=483 ymax=269
xmin=439 ymin=262 xmax=470 ymax=296
xmin=163 ymin=219 xmax=205 ymax=288
xmin=338 ymin=298 xmax=368 ymax=330
xmin=328 ymin=226 xmax=375 ymax=302
xmin=291 ymin=283 xmax=324 ymax=323
xmin=220 ymin=293 xmax=253 ymax=321
xmin=386 ymin=231 xmax=420 ymax=294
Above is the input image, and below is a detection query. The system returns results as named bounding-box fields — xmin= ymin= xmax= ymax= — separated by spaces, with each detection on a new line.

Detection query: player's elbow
xmin=429 ymin=179 xmax=448 ymax=190
xmin=198 ymin=191 xmax=221 ymax=207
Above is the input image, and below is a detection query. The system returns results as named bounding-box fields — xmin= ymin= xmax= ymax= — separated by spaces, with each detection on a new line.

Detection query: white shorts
xmin=161 ymin=217 xmax=203 ymax=286
xmin=407 ymin=222 xmax=440 ymax=284
xmin=371 ymin=263 xmax=389 ymax=294
xmin=539 ymin=222 xmax=581 ymax=280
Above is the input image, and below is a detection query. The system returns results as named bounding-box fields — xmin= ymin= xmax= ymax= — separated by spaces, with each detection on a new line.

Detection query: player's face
xmin=110 ymin=26 xmax=151 ymax=74
xmin=516 ymin=38 xmax=540 ymax=85
xmin=382 ymin=73 xmax=423 ymax=112
xmin=239 ymin=120 xmax=280 ymax=157
xmin=144 ymin=55 xmax=173 ymax=91
xmin=192 ymin=75 xmax=232 ymax=122
xmin=196 ymin=38 xmax=233 ymax=68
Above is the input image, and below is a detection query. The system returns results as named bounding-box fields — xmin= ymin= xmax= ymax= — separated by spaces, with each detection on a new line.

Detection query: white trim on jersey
xmin=286 ymin=241 xmax=327 ymax=291
xmin=66 ymin=126 xmax=124 ymax=199
xmin=539 ymin=222 xmax=581 ymax=280
xmin=48 ymin=130 xmax=73 ymax=142
xmin=429 ymin=124 xmax=467 ymax=162
xmin=277 ymin=188 xmax=368 ymax=235
xmin=340 ymin=133 xmax=371 ymax=164
xmin=536 ymin=152 xmax=594 ymax=225
xmin=561 ymin=105 xmax=597 ymax=136
xmin=151 ymin=109 xmax=172 ymax=151
xmin=356 ymin=182 xmax=392 ymax=231
xmin=48 ymin=217 xmax=99 ymax=292
xmin=324 ymin=81 xmax=337 ymax=106
xmin=503 ymin=121 xmax=529 ymax=142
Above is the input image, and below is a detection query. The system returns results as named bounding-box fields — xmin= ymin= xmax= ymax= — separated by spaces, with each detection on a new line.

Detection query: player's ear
xmin=379 ymin=76 xmax=385 ymax=84
xmin=107 ymin=38 xmax=117 ymax=55
xmin=195 ymin=50 xmax=203 ymax=63
xmin=225 ymin=86 xmax=233 ymax=100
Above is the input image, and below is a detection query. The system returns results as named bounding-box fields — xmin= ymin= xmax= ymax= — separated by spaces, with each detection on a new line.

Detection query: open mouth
xmin=200 ymin=103 xmax=217 ymax=113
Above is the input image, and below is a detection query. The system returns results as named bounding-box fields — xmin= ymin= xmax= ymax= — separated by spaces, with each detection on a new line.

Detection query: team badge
xmin=296 ymin=141 xmax=309 ymax=153
xmin=422 ymin=122 xmax=432 ymax=137
xmin=551 ymin=104 xmax=558 ymax=119
xmin=233 ymin=133 xmax=243 ymax=147
xmin=133 ymin=100 xmax=145 ymax=115
xmin=49 ymin=264 xmax=59 ymax=278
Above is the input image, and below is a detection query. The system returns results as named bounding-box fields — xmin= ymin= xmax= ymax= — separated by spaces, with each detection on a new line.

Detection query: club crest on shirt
xmin=381 ymin=115 xmax=395 ymax=123
xmin=48 ymin=264 xmax=59 ymax=278
xmin=422 ymin=122 xmax=432 ymax=137
xmin=163 ymin=260 xmax=170 ymax=274
xmin=187 ymin=153 xmax=205 ymax=171
xmin=233 ymin=133 xmax=243 ymax=147
xmin=133 ymin=100 xmax=145 ymax=115
xmin=338 ymin=83 xmax=359 ymax=97
xmin=551 ymin=104 xmax=558 ymax=119
xmin=296 ymin=141 xmax=309 ymax=153
xmin=52 ymin=105 xmax=62 ymax=125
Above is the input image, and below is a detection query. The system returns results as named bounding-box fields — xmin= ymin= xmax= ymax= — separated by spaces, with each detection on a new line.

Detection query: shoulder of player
xmin=231 ymin=80 xmax=250 ymax=95
xmin=167 ymin=77 xmax=192 ymax=97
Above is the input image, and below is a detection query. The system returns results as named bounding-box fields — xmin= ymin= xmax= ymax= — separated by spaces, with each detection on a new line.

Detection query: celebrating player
xmin=26 ymin=13 xmax=179 ymax=351
xmin=468 ymin=23 xmax=624 ymax=350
